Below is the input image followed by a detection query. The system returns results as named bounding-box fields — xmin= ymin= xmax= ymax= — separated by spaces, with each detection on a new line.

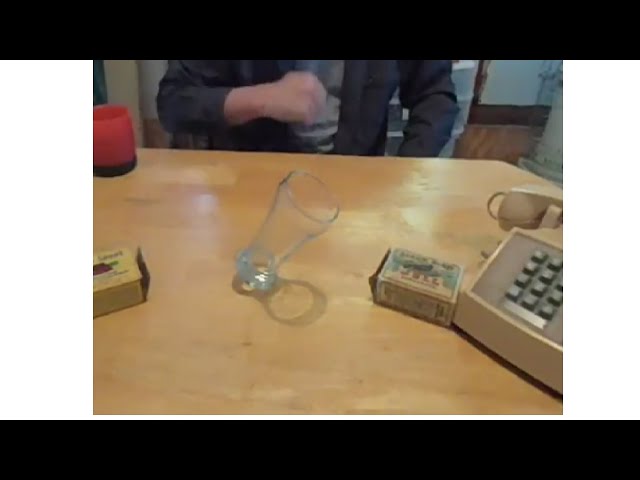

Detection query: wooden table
xmin=94 ymin=149 xmax=563 ymax=415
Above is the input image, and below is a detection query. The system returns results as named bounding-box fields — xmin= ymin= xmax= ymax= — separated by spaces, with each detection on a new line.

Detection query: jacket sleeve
xmin=156 ymin=60 xmax=234 ymax=136
xmin=396 ymin=60 xmax=460 ymax=158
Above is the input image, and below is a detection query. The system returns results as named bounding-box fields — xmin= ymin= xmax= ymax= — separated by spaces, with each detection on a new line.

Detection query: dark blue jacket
xmin=157 ymin=60 xmax=459 ymax=157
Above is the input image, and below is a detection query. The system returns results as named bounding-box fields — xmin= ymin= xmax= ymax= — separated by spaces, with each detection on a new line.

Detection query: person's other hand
xmin=262 ymin=72 xmax=327 ymax=125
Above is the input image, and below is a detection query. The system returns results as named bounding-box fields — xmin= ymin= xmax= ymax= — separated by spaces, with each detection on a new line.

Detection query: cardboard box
xmin=93 ymin=247 xmax=150 ymax=318
xmin=369 ymin=248 xmax=464 ymax=328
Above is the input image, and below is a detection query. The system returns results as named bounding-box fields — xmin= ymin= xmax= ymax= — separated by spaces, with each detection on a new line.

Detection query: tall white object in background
xmin=519 ymin=63 xmax=563 ymax=185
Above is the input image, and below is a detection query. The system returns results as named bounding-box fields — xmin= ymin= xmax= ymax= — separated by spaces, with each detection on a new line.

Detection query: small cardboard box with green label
xmin=369 ymin=248 xmax=464 ymax=327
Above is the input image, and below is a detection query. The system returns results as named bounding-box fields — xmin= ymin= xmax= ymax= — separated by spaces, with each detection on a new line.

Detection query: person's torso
xmin=213 ymin=60 xmax=399 ymax=156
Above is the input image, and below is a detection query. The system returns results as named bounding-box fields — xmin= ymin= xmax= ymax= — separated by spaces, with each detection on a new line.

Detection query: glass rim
xmin=281 ymin=170 xmax=340 ymax=225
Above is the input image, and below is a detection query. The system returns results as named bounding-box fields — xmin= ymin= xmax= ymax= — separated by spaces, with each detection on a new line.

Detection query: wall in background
xmin=137 ymin=60 xmax=170 ymax=148
xmin=103 ymin=60 xmax=143 ymax=147
xmin=479 ymin=60 xmax=562 ymax=106
xmin=138 ymin=60 xmax=168 ymax=120
xmin=95 ymin=60 xmax=176 ymax=148
xmin=453 ymin=60 xmax=563 ymax=163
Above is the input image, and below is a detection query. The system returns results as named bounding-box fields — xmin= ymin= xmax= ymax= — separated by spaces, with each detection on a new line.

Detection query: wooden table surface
xmin=93 ymin=149 xmax=563 ymax=415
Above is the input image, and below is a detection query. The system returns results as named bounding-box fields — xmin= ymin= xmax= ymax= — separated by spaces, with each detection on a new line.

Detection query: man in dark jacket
xmin=156 ymin=60 xmax=459 ymax=157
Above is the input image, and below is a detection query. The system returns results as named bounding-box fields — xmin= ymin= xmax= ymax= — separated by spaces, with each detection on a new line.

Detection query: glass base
xmin=235 ymin=247 xmax=278 ymax=292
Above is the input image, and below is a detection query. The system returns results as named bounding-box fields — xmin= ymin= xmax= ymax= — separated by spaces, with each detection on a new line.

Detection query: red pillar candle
xmin=93 ymin=105 xmax=137 ymax=177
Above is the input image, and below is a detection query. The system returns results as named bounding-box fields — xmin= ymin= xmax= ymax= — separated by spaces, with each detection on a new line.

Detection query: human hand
xmin=261 ymin=72 xmax=327 ymax=125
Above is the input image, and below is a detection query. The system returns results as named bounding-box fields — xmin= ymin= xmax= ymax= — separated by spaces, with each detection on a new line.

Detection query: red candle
xmin=93 ymin=105 xmax=137 ymax=177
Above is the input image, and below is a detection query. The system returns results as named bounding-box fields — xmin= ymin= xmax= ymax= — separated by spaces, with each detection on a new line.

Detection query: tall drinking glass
xmin=235 ymin=171 xmax=340 ymax=292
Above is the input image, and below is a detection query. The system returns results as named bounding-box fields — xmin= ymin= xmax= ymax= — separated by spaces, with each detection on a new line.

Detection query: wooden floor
xmin=142 ymin=119 xmax=534 ymax=165
xmin=454 ymin=125 xmax=534 ymax=165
